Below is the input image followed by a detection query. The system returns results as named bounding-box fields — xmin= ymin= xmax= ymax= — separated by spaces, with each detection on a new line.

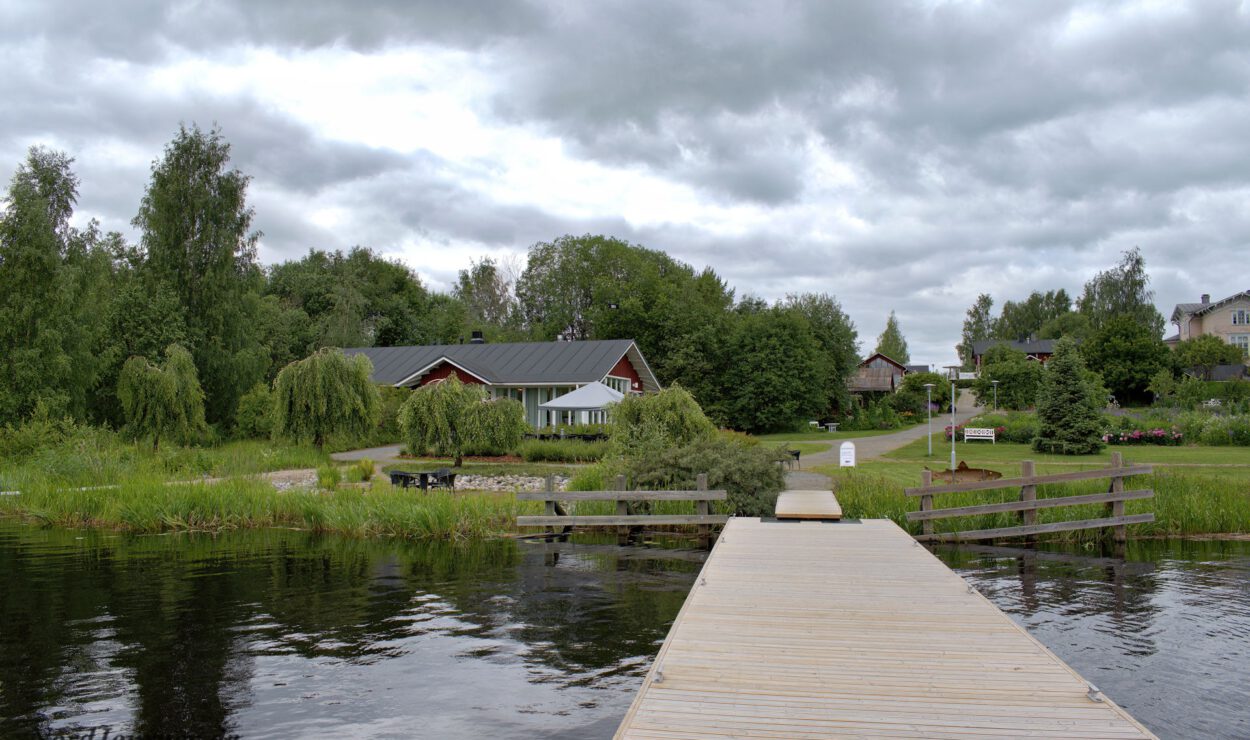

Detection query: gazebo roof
xmin=538 ymin=381 xmax=624 ymax=411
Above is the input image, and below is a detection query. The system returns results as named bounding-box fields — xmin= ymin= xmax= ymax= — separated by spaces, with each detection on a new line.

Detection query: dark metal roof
xmin=971 ymin=339 xmax=1057 ymax=356
xmin=343 ymin=339 xmax=655 ymax=388
xmin=905 ymin=364 xmax=931 ymax=374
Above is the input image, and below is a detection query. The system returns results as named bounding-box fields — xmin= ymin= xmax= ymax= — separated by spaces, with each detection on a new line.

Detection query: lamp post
xmin=923 ymin=383 xmax=935 ymax=456
xmin=950 ymin=381 xmax=957 ymax=472
xmin=991 ymin=379 xmax=999 ymax=411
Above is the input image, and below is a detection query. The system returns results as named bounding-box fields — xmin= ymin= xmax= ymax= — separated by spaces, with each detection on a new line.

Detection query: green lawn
xmin=884 ymin=434 xmax=1250 ymax=467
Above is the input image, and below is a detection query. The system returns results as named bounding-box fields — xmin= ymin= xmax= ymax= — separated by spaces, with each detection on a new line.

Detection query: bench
xmin=963 ymin=427 xmax=996 ymax=444
xmin=388 ymin=469 xmax=456 ymax=491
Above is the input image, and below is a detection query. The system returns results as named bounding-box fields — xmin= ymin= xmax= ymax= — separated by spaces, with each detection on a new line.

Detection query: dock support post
xmin=544 ymin=475 xmax=557 ymax=538
xmin=1109 ymin=452 xmax=1126 ymax=544
xmin=615 ymin=475 xmax=629 ymax=545
xmin=696 ymin=474 xmax=710 ymax=548
xmin=919 ymin=470 xmax=933 ymax=538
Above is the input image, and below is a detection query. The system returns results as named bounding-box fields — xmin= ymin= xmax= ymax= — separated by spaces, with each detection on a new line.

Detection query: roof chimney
xmin=1202 ymin=294 xmax=1211 ymax=304
xmin=469 ymin=330 xmax=486 ymax=344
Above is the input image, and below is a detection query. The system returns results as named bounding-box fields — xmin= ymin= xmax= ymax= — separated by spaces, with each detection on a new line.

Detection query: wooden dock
xmin=615 ymin=516 xmax=1156 ymax=739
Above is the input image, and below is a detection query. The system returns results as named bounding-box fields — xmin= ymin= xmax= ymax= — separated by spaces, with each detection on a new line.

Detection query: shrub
xmin=234 ymin=383 xmax=273 ymax=439
xmin=612 ymin=434 xmax=787 ymax=517
xmin=974 ymin=345 xmax=1045 ymax=410
xmin=608 ymin=385 xmax=716 ymax=457
xmin=1198 ymin=415 xmax=1250 ymax=446
xmin=0 ymin=401 xmax=86 ymax=460
xmin=518 ymin=439 xmax=608 ymax=463
xmin=1103 ymin=428 xmax=1184 ymax=446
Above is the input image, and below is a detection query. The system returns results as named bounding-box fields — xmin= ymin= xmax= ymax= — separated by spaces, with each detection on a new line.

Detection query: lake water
xmin=1 ymin=523 xmax=1247 ymax=739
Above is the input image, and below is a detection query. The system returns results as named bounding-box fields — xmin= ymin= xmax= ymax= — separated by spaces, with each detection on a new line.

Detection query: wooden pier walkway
xmin=615 ymin=515 xmax=1156 ymax=738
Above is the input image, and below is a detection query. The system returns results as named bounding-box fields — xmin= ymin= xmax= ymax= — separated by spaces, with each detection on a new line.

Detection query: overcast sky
xmin=3 ymin=1 xmax=1249 ymax=365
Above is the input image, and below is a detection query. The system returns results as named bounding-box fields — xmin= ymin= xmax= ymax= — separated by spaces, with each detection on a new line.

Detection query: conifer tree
xmin=874 ymin=311 xmax=910 ymax=365
xmin=1033 ymin=337 xmax=1104 ymax=455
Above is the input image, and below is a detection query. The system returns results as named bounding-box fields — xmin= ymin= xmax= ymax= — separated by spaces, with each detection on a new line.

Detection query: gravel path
xmin=785 ymin=390 xmax=984 ymax=491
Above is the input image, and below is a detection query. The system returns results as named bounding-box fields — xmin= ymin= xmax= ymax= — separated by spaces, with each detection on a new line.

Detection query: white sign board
xmin=839 ymin=441 xmax=856 ymax=468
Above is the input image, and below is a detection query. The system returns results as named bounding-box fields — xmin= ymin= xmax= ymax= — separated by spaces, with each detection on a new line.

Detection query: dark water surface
xmin=2 ymin=524 xmax=1248 ymax=739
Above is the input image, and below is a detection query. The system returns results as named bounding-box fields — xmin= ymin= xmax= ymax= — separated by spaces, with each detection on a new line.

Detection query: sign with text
xmin=839 ymin=441 xmax=856 ymax=468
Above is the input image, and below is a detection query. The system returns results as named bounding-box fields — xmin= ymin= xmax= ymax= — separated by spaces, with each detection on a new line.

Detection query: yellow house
xmin=1168 ymin=292 xmax=1250 ymax=355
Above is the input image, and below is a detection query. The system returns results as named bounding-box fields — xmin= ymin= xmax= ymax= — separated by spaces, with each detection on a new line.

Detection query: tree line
xmin=962 ymin=249 xmax=1243 ymax=407
xmin=1 ymin=124 xmax=888 ymax=438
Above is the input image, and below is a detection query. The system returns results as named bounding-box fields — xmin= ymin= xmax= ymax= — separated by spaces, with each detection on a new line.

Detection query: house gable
xmin=416 ymin=360 xmax=488 ymax=387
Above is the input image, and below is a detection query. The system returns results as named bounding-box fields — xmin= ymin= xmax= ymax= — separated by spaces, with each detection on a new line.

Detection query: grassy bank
xmin=886 ymin=435 xmax=1250 ymax=466
xmin=756 ymin=426 xmax=915 ymax=443
xmin=815 ymin=460 xmax=1250 ymax=541
xmin=0 ymin=478 xmax=541 ymax=540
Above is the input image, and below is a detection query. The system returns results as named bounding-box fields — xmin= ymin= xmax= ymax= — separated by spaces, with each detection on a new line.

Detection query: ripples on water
xmin=0 ymin=526 xmax=702 ymax=739
xmin=2 ymin=524 xmax=1247 ymax=739
xmin=937 ymin=540 xmax=1250 ymax=740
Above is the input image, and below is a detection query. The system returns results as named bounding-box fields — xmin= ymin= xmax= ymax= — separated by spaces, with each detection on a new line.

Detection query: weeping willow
xmin=397 ymin=375 xmax=525 ymax=466
xmin=272 ymin=348 xmax=380 ymax=448
xmin=117 ymin=343 xmax=207 ymax=451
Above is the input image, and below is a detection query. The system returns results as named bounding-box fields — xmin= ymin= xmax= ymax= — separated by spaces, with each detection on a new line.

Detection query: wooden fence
xmin=515 ymin=474 xmax=728 ymax=535
xmin=903 ymin=452 xmax=1154 ymax=543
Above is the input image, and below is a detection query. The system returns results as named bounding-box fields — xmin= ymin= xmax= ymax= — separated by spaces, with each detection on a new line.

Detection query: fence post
xmin=615 ymin=474 xmax=629 ymax=542
xmin=1109 ymin=451 xmax=1126 ymax=543
xmin=919 ymin=470 xmax=933 ymax=537
xmin=1020 ymin=460 xmax=1036 ymax=545
xmin=544 ymin=475 xmax=556 ymax=536
xmin=696 ymin=473 xmax=709 ymax=544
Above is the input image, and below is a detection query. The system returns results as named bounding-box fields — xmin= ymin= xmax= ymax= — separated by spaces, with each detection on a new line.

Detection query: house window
xmin=604 ymin=376 xmax=629 ymax=394
xmin=1234 ymin=310 xmax=1249 ymax=326
xmin=1231 ymin=335 xmax=1250 ymax=356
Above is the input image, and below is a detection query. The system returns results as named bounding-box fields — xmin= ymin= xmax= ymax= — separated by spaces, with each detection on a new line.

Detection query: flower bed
xmin=1102 ymin=428 xmax=1183 ymax=446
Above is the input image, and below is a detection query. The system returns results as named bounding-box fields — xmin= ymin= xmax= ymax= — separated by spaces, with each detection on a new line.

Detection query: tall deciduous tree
xmin=716 ymin=305 xmax=825 ymax=433
xmin=1033 ymin=338 xmax=1105 ymax=455
xmin=272 ymin=348 xmax=381 ymax=449
xmin=973 ymin=345 xmax=1045 ymax=410
xmin=994 ymin=289 xmax=1072 ymax=341
xmin=874 ymin=311 xmax=910 ymax=365
xmin=454 ymin=257 xmax=517 ymax=335
xmin=780 ymin=293 xmax=860 ymax=416
xmin=134 ymin=125 xmax=266 ymax=424
xmin=117 ymin=344 xmax=206 ymax=451
xmin=957 ymin=294 xmax=994 ymax=369
xmin=1077 ymin=247 xmax=1165 ymax=337
xmin=1080 ymin=315 xmax=1171 ymax=404
xmin=0 ymin=147 xmax=108 ymax=424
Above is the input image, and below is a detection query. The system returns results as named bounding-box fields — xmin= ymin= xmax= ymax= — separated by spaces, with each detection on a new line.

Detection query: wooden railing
xmin=516 ymin=474 xmax=728 ymax=534
xmin=903 ymin=452 xmax=1154 ymax=543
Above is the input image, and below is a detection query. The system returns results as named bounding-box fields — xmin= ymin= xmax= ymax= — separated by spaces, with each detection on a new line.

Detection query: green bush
xmin=0 ymin=402 xmax=87 ymax=460
xmin=234 ymin=383 xmax=273 ymax=439
xmin=1198 ymin=415 xmax=1250 ymax=446
xmin=518 ymin=439 xmax=608 ymax=463
xmin=566 ymin=464 xmax=608 ymax=492
xmin=397 ymin=376 xmax=524 ymax=463
xmin=967 ymin=411 xmax=1038 ymax=444
xmin=345 ymin=458 xmax=375 ymax=482
xmin=612 ymin=433 xmax=787 ymax=517
xmin=608 ymin=385 xmax=716 ymax=457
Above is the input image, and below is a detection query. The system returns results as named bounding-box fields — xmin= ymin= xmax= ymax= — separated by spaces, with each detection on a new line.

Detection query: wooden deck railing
xmin=516 ymin=474 xmax=728 ymax=534
xmin=903 ymin=452 xmax=1154 ymax=543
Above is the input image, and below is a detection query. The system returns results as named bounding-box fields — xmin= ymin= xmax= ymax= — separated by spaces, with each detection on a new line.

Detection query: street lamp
xmin=923 ymin=383 xmax=935 ymax=456
xmin=991 ymin=379 xmax=999 ymax=411
xmin=950 ymin=380 xmax=957 ymax=473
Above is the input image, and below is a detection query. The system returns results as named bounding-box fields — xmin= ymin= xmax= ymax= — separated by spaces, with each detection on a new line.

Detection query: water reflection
xmin=0 ymin=525 xmax=702 ymax=739
xmin=936 ymin=540 xmax=1250 ymax=740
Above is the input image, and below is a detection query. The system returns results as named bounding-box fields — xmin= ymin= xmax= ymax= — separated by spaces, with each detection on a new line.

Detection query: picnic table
xmin=388 ymin=468 xmax=456 ymax=491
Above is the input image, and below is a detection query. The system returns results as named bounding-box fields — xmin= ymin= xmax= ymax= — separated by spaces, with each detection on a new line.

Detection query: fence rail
xmin=904 ymin=452 xmax=1154 ymax=543
xmin=515 ymin=474 xmax=728 ymax=535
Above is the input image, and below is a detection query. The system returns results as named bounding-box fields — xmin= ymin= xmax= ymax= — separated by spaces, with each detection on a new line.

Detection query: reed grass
xmin=0 ymin=478 xmax=544 ymax=541
xmin=818 ymin=464 xmax=1250 ymax=541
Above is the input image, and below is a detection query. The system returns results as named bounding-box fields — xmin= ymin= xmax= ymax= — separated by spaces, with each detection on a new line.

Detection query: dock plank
xmin=614 ymin=518 xmax=1156 ymax=739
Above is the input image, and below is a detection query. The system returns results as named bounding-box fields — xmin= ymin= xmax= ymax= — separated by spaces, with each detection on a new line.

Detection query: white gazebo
xmin=538 ymin=381 xmax=624 ymax=426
